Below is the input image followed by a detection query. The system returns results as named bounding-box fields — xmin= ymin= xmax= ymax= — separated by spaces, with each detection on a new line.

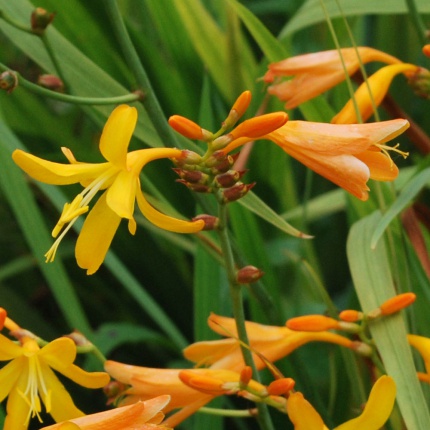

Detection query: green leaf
xmin=347 ymin=211 xmax=430 ymax=430
xmin=371 ymin=167 xmax=430 ymax=249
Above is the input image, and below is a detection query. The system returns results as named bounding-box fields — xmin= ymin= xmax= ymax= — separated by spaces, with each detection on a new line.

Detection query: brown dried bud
xmin=31 ymin=7 xmax=55 ymax=34
xmin=174 ymin=150 xmax=202 ymax=166
xmin=222 ymin=182 xmax=255 ymax=203
xmin=0 ymin=71 xmax=18 ymax=93
xmin=213 ymin=170 xmax=246 ymax=188
xmin=173 ymin=168 xmax=209 ymax=184
xmin=192 ymin=214 xmax=219 ymax=230
xmin=236 ymin=265 xmax=264 ymax=284
xmin=176 ymin=179 xmax=212 ymax=193
xmin=37 ymin=74 xmax=64 ymax=92
xmin=63 ymin=330 xmax=91 ymax=346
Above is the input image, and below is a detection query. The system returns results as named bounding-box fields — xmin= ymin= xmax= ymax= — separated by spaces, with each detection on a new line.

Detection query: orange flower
xmin=183 ymin=314 xmax=354 ymax=372
xmin=39 ymin=396 xmax=171 ymax=430
xmin=264 ymin=47 xmax=401 ymax=109
xmin=223 ymin=119 xmax=409 ymax=201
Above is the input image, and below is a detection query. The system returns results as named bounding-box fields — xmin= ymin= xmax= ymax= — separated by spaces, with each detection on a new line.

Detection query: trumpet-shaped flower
xmin=39 ymin=396 xmax=172 ymax=430
xmin=183 ymin=314 xmax=355 ymax=372
xmin=12 ymin=105 xmax=204 ymax=274
xmin=264 ymin=47 xmax=401 ymax=109
xmin=287 ymin=375 xmax=396 ymax=430
xmin=0 ymin=335 xmax=109 ymax=430
xmin=223 ymin=119 xmax=409 ymax=200
xmin=332 ymin=63 xmax=419 ymax=124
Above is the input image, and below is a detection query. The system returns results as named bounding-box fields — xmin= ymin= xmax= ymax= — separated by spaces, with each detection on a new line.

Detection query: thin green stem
xmin=40 ymin=33 xmax=67 ymax=86
xmin=104 ymin=0 xmax=180 ymax=146
xmin=199 ymin=407 xmax=253 ymax=418
xmin=0 ymin=63 xmax=141 ymax=104
xmin=405 ymin=0 xmax=429 ymax=46
xmin=216 ymin=199 xmax=275 ymax=430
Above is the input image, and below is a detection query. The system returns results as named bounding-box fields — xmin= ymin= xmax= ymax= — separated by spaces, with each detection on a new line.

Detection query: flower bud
xmin=352 ymin=341 xmax=373 ymax=357
xmin=423 ymin=44 xmax=430 ymax=58
xmin=408 ymin=67 xmax=430 ymax=99
xmin=0 ymin=71 xmax=18 ymax=93
xmin=64 ymin=330 xmax=91 ymax=346
xmin=204 ymin=150 xmax=233 ymax=169
xmin=212 ymin=134 xmax=234 ymax=150
xmin=176 ymin=179 xmax=212 ymax=193
xmin=172 ymin=168 xmax=209 ymax=184
xmin=339 ymin=309 xmax=363 ymax=322
xmin=31 ymin=7 xmax=55 ymax=34
xmin=239 ymin=366 xmax=253 ymax=387
xmin=236 ymin=265 xmax=264 ymax=284
xmin=175 ymin=150 xmax=202 ymax=165
xmin=169 ymin=115 xmax=211 ymax=140
xmin=103 ymin=381 xmax=128 ymax=404
xmin=213 ymin=170 xmax=245 ymax=188
xmin=37 ymin=74 xmax=64 ymax=92
xmin=0 ymin=308 xmax=6 ymax=330
xmin=192 ymin=214 xmax=219 ymax=230
xmin=379 ymin=292 xmax=416 ymax=316
xmin=229 ymin=112 xmax=288 ymax=139
xmin=267 ymin=378 xmax=295 ymax=396
xmin=222 ymin=91 xmax=252 ymax=129
xmin=222 ymin=182 xmax=255 ymax=203
xmin=286 ymin=315 xmax=340 ymax=332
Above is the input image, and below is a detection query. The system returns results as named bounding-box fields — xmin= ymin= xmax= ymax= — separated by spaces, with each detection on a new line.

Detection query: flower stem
xmin=216 ymin=199 xmax=275 ymax=430
xmin=104 ymin=0 xmax=180 ymax=146
xmin=405 ymin=0 xmax=429 ymax=46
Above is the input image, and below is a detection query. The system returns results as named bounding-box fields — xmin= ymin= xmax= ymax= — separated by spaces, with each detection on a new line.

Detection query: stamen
xmin=374 ymin=143 xmax=409 ymax=167
xmin=52 ymin=195 xmax=89 ymax=238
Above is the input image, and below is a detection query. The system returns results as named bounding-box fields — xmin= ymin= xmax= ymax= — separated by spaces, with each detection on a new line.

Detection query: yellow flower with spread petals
xmin=39 ymin=396 xmax=172 ymax=430
xmin=0 ymin=335 xmax=109 ymax=430
xmin=332 ymin=63 xmax=419 ymax=124
xmin=287 ymin=375 xmax=396 ymax=430
xmin=223 ymin=119 xmax=409 ymax=200
xmin=12 ymin=105 xmax=204 ymax=274
xmin=183 ymin=313 xmax=355 ymax=372
xmin=264 ymin=47 xmax=401 ymax=109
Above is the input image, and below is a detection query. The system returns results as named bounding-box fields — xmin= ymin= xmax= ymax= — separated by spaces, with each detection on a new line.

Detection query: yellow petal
xmin=4 ymin=386 xmax=32 ymax=430
xmin=0 ymin=334 xmax=24 ymax=360
xmin=39 ymin=338 xmax=76 ymax=367
xmin=286 ymin=392 xmax=326 ymax=430
xmin=12 ymin=150 xmax=109 ymax=185
xmin=335 ymin=375 xmax=396 ymax=430
xmin=99 ymin=105 xmax=137 ymax=169
xmin=408 ymin=334 xmax=430 ymax=375
xmin=106 ymin=170 xmax=137 ymax=219
xmin=332 ymin=63 xmax=419 ymax=124
xmin=76 ymin=192 xmax=121 ymax=275
xmin=55 ymin=363 xmax=110 ymax=389
xmin=136 ymin=188 xmax=204 ymax=233
xmin=0 ymin=358 xmax=24 ymax=402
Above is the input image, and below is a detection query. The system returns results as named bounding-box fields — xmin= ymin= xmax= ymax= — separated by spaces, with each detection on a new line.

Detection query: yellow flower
xmin=332 ymin=63 xmax=419 ymax=124
xmin=264 ymin=47 xmax=401 ymax=109
xmin=0 ymin=335 xmax=109 ymax=430
xmin=287 ymin=375 xmax=396 ymax=430
xmin=223 ymin=119 xmax=409 ymax=201
xmin=12 ymin=105 xmax=204 ymax=274
xmin=39 ymin=396 xmax=172 ymax=430
xmin=183 ymin=313 xmax=355 ymax=372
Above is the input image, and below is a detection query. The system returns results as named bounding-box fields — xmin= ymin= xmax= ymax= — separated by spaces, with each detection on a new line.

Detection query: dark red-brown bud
xmin=0 ymin=71 xmax=18 ymax=93
xmin=173 ymin=168 xmax=209 ymax=184
xmin=31 ymin=7 xmax=55 ymax=34
xmin=222 ymin=182 xmax=255 ymax=203
xmin=176 ymin=180 xmax=212 ymax=193
xmin=236 ymin=265 xmax=264 ymax=284
xmin=192 ymin=214 xmax=219 ymax=230
xmin=213 ymin=170 xmax=246 ymax=188
xmin=37 ymin=74 xmax=64 ymax=92
xmin=205 ymin=150 xmax=234 ymax=172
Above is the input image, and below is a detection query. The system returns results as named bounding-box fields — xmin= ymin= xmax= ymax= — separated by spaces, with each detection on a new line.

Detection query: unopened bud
xmin=205 ymin=150 xmax=233 ymax=170
xmin=222 ymin=182 xmax=255 ymax=203
xmin=64 ymin=330 xmax=91 ymax=347
xmin=31 ymin=7 xmax=55 ymax=34
xmin=176 ymin=180 xmax=212 ymax=193
xmin=37 ymin=74 xmax=64 ymax=92
xmin=103 ymin=381 xmax=128 ymax=403
xmin=352 ymin=341 xmax=373 ymax=357
xmin=423 ymin=44 xmax=430 ymax=58
xmin=0 ymin=71 xmax=18 ymax=93
xmin=212 ymin=134 xmax=234 ymax=150
xmin=229 ymin=112 xmax=288 ymax=139
xmin=179 ymin=371 xmax=226 ymax=395
xmin=267 ymin=378 xmax=295 ymax=396
xmin=169 ymin=115 xmax=211 ymax=140
xmin=192 ymin=214 xmax=219 ymax=230
xmin=339 ymin=309 xmax=363 ymax=322
xmin=214 ymin=170 xmax=245 ymax=188
xmin=236 ymin=265 xmax=264 ymax=284
xmin=240 ymin=366 xmax=253 ymax=387
xmin=286 ymin=315 xmax=340 ymax=332
xmin=408 ymin=67 xmax=430 ymax=99
xmin=175 ymin=150 xmax=202 ymax=165
xmin=223 ymin=91 xmax=252 ymax=129
xmin=173 ymin=168 xmax=209 ymax=184
xmin=380 ymin=293 xmax=416 ymax=316
xmin=0 ymin=308 xmax=6 ymax=330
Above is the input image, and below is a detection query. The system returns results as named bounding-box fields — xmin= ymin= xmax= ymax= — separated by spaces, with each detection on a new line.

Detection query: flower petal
xmin=286 ymin=392 xmax=327 ymax=430
xmin=4 ymin=385 xmax=32 ymax=430
xmin=0 ymin=358 xmax=24 ymax=403
xmin=136 ymin=188 xmax=204 ymax=233
xmin=12 ymin=150 xmax=109 ymax=185
xmin=354 ymin=150 xmax=398 ymax=181
xmin=76 ymin=192 xmax=121 ymax=275
xmin=335 ymin=376 xmax=396 ymax=430
xmin=0 ymin=334 xmax=24 ymax=360
xmin=106 ymin=170 xmax=137 ymax=219
xmin=39 ymin=338 xmax=77 ymax=367
xmin=99 ymin=105 xmax=137 ymax=169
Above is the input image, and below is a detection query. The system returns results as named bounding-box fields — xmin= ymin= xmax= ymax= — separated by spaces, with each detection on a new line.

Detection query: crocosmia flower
xmin=12 ymin=105 xmax=204 ymax=274
xmin=0 ymin=335 xmax=109 ymax=430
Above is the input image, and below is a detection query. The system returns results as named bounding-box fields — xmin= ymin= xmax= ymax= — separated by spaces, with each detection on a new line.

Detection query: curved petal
xmin=408 ymin=335 xmax=430 ymax=375
xmin=355 ymin=150 xmax=398 ymax=181
xmin=55 ymin=364 xmax=109 ymax=389
xmin=76 ymin=192 xmax=121 ymax=275
xmin=99 ymin=105 xmax=137 ymax=169
xmin=106 ymin=170 xmax=137 ymax=219
xmin=4 ymin=386 xmax=32 ymax=430
xmin=0 ymin=358 xmax=24 ymax=402
xmin=38 ymin=362 xmax=85 ymax=422
xmin=12 ymin=150 xmax=109 ymax=185
xmin=136 ymin=188 xmax=204 ymax=233
xmin=0 ymin=334 xmax=24 ymax=360
xmin=286 ymin=392 xmax=327 ymax=430
xmin=39 ymin=338 xmax=76 ymax=367
xmin=335 ymin=376 xmax=396 ymax=430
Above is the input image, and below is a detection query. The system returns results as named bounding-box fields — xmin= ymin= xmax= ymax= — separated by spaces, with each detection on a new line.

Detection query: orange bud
xmin=169 ymin=115 xmax=207 ymax=140
xmin=339 ymin=309 xmax=363 ymax=322
xmin=423 ymin=45 xmax=430 ymax=58
xmin=179 ymin=371 xmax=225 ymax=394
xmin=3 ymin=314 xmax=20 ymax=332
xmin=231 ymin=91 xmax=252 ymax=119
xmin=267 ymin=378 xmax=295 ymax=396
xmin=240 ymin=366 xmax=253 ymax=387
xmin=286 ymin=315 xmax=340 ymax=331
xmin=229 ymin=112 xmax=288 ymax=139
xmin=0 ymin=308 xmax=6 ymax=330
xmin=380 ymin=293 xmax=416 ymax=316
